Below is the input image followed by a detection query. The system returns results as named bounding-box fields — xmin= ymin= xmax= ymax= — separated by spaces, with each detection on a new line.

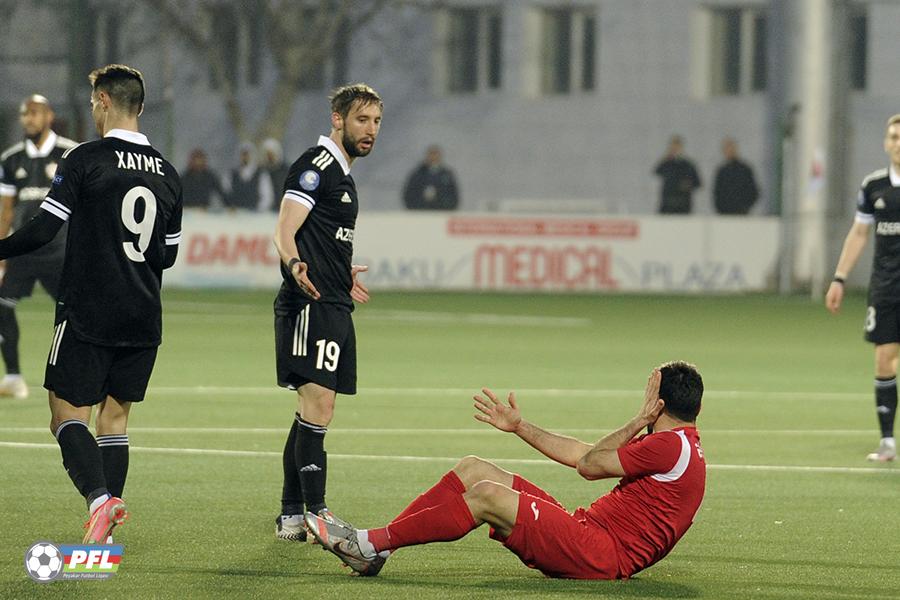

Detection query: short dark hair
xmin=330 ymin=83 xmax=383 ymax=119
xmin=658 ymin=361 xmax=703 ymax=422
xmin=89 ymin=64 xmax=145 ymax=116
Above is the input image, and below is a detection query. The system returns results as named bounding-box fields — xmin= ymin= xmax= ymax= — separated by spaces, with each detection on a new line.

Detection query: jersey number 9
xmin=121 ymin=186 xmax=158 ymax=263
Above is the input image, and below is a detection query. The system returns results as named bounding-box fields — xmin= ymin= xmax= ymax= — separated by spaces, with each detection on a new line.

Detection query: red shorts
xmin=489 ymin=475 xmax=622 ymax=579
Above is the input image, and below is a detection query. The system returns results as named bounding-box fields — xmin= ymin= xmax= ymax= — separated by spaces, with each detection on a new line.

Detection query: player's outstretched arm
xmin=576 ymin=369 xmax=664 ymax=480
xmin=474 ymin=388 xmax=592 ymax=468
xmin=0 ymin=209 xmax=63 ymax=260
xmin=273 ymin=199 xmax=320 ymax=300
xmin=826 ymin=220 xmax=870 ymax=314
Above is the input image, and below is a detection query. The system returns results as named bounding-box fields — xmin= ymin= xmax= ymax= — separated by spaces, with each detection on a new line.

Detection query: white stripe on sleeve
xmin=855 ymin=211 xmax=875 ymax=225
xmin=40 ymin=200 xmax=70 ymax=221
xmin=283 ymin=191 xmax=315 ymax=210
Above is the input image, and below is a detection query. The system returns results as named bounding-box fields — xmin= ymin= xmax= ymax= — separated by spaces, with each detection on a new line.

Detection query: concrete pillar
xmin=791 ymin=0 xmax=832 ymax=295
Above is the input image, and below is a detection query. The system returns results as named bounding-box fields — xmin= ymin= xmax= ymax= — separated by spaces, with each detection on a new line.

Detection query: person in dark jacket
xmin=182 ymin=148 xmax=225 ymax=210
xmin=713 ymin=137 xmax=759 ymax=215
xmin=654 ymin=136 xmax=701 ymax=214
xmin=229 ymin=142 xmax=273 ymax=211
xmin=403 ymin=146 xmax=459 ymax=210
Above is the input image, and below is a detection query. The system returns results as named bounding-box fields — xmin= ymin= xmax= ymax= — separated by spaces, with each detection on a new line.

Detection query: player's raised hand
xmin=825 ymin=281 xmax=844 ymax=314
xmin=350 ymin=264 xmax=370 ymax=304
xmin=473 ymin=388 xmax=522 ymax=433
xmin=291 ymin=260 xmax=320 ymax=300
xmin=637 ymin=369 xmax=665 ymax=426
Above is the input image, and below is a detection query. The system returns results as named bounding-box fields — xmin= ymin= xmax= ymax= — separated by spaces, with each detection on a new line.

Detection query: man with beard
xmin=0 ymin=95 xmax=77 ymax=398
xmin=272 ymin=83 xmax=382 ymax=541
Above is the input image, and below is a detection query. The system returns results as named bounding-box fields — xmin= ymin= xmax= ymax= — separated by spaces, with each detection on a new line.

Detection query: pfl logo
xmin=24 ymin=541 xmax=123 ymax=582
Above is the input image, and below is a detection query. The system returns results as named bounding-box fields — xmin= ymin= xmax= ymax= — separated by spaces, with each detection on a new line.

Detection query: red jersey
xmin=582 ymin=427 xmax=705 ymax=576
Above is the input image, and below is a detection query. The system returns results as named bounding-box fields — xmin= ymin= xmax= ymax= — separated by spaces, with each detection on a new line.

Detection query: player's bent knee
xmin=466 ymin=480 xmax=504 ymax=504
xmin=454 ymin=455 xmax=497 ymax=487
xmin=464 ymin=481 xmax=518 ymax=530
xmin=454 ymin=455 xmax=482 ymax=474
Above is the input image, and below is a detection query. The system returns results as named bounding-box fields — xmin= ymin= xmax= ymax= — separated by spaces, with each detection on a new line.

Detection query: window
xmin=295 ymin=10 xmax=350 ymax=91
xmin=486 ymin=12 xmax=503 ymax=89
xmin=447 ymin=8 xmax=480 ymax=92
xmin=581 ymin=15 xmax=596 ymax=91
xmin=96 ymin=11 xmax=120 ymax=65
xmin=708 ymin=6 xmax=767 ymax=96
xmin=245 ymin=5 xmax=264 ymax=86
xmin=849 ymin=6 xmax=867 ymax=90
xmin=207 ymin=4 xmax=349 ymax=91
xmin=440 ymin=7 xmax=503 ymax=94
xmin=751 ymin=13 xmax=767 ymax=91
xmin=539 ymin=7 xmax=596 ymax=95
xmin=210 ymin=6 xmax=239 ymax=88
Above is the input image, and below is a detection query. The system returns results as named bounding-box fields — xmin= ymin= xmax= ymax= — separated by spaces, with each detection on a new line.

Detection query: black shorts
xmin=0 ymin=254 xmax=62 ymax=301
xmin=864 ymin=301 xmax=900 ymax=345
xmin=43 ymin=321 xmax=158 ymax=407
xmin=275 ymin=302 xmax=357 ymax=395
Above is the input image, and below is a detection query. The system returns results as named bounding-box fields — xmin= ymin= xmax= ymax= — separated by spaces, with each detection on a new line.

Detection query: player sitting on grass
xmin=307 ymin=361 xmax=706 ymax=579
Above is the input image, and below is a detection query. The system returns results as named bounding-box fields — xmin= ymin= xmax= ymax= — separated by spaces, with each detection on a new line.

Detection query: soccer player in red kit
xmin=307 ymin=361 xmax=706 ymax=578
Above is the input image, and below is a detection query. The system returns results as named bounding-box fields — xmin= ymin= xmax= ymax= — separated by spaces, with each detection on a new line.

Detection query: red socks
xmin=366 ymin=470 xmax=473 ymax=552
xmin=390 ymin=470 xmax=466 ymax=523
xmin=368 ymin=492 xmax=476 ymax=552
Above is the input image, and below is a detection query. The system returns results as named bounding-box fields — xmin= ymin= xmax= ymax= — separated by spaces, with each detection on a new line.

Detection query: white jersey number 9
xmin=121 ymin=186 xmax=158 ymax=262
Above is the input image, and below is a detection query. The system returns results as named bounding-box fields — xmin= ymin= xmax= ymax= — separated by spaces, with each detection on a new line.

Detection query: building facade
xmin=0 ymin=0 xmax=896 ymax=224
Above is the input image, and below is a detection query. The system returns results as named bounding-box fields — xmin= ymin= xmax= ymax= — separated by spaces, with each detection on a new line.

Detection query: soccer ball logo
xmin=24 ymin=542 xmax=62 ymax=582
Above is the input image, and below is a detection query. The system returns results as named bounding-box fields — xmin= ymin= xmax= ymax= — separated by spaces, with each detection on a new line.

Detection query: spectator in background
xmin=261 ymin=138 xmax=289 ymax=212
xmin=182 ymin=148 xmax=225 ymax=210
xmin=713 ymin=137 xmax=759 ymax=215
xmin=228 ymin=142 xmax=273 ymax=211
xmin=403 ymin=145 xmax=459 ymax=210
xmin=654 ymin=135 xmax=701 ymax=214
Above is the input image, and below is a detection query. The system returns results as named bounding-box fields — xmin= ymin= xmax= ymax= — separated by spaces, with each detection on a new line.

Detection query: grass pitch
xmin=1 ymin=289 xmax=898 ymax=599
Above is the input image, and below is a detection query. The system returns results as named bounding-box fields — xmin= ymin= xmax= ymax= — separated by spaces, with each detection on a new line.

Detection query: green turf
xmin=1 ymin=289 xmax=898 ymax=599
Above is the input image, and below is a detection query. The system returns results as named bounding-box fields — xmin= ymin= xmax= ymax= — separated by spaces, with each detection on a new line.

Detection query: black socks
xmin=55 ymin=420 xmax=108 ymax=508
xmin=281 ymin=415 xmax=303 ymax=515
xmin=97 ymin=434 xmax=129 ymax=498
xmin=296 ymin=417 xmax=328 ymax=514
xmin=0 ymin=303 xmax=20 ymax=374
xmin=875 ymin=377 xmax=897 ymax=438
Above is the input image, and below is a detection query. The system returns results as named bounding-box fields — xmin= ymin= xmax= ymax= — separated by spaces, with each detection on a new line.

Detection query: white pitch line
xmin=164 ymin=303 xmax=592 ymax=328
xmin=0 ymin=426 xmax=877 ymax=436
xmin=85 ymin=385 xmax=870 ymax=402
xmin=0 ymin=441 xmax=896 ymax=475
xmin=357 ymin=310 xmax=591 ymax=328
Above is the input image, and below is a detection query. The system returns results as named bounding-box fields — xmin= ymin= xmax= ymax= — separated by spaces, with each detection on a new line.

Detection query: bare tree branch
xmin=140 ymin=0 xmax=393 ymax=143
xmin=145 ymin=0 xmax=250 ymax=140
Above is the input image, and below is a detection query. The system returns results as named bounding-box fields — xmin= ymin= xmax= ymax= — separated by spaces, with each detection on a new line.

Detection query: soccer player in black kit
xmin=0 ymin=95 xmax=77 ymax=399
xmin=826 ymin=114 xmax=900 ymax=462
xmin=273 ymin=84 xmax=381 ymax=540
xmin=0 ymin=64 xmax=183 ymax=542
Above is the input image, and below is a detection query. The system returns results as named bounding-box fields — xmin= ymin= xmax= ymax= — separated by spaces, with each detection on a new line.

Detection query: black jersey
xmin=0 ymin=131 xmax=77 ymax=257
xmin=275 ymin=135 xmax=358 ymax=314
xmin=856 ymin=167 xmax=900 ymax=302
xmin=41 ymin=129 xmax=183 ymax=347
